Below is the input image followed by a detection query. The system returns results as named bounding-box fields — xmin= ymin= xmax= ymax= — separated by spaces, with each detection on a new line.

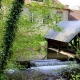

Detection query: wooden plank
xmin=48 ymin=48 xmax=75 ymax=58
xmin=60 ymin=51 xmax=75 ymax=58
xmin=48 ymin=48 xmax=58 ymax=52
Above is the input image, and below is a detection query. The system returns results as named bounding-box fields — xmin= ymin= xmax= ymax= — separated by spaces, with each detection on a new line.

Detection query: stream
xmin=5 ymin=59 xmax=80 ymax=80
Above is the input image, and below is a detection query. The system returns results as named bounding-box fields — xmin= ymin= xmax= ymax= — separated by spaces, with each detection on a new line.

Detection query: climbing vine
xmin=0 ymin=0 xmax=63 ymax=73
xmin=0 ymin=0 xmax=24 ymax=72
xmin=0 ymin=0 xmax=1 ymax=8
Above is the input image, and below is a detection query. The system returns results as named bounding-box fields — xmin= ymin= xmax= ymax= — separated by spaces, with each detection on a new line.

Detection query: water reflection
xmin=47 ymin=49 xmax=68 ymax=60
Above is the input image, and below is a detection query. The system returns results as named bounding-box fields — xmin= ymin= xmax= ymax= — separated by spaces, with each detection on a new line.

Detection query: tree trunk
xmin=0 ymin=0 xmax=24 ymax=72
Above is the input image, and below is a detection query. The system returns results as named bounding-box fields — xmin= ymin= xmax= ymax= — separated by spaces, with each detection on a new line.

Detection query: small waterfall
xmin=30 ymin=59 xmax=79 ymax=75
xmin=30 ymin=59 xmax=77 ymax=67
xmin=5 ymin=59 xmax=80 ymax=80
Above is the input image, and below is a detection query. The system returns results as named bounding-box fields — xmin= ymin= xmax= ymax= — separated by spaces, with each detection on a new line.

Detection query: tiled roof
xmin=69 ymin=10 xmax=80 ymax=20
xmin=45 ymin=21 xmax=80 ymax=43
xmin=25 ymin=0 xmax=69 ymax=10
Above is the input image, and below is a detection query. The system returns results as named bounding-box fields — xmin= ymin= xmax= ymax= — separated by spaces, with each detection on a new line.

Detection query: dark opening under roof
xmin=45 ymin=21 xmax=80 ymax=43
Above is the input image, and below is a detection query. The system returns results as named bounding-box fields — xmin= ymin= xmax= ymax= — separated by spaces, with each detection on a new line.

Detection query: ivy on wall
xmin=0 ymin=0 xmax=63 ymax=72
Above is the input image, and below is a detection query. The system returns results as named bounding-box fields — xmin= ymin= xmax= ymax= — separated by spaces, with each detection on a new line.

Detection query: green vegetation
xmin=0 ymin=0 xmax=68 ymax=69
xmin=0 ymin=0 xmax=64 ymax=73
xmin=1 ymin=0 xmax=63 ymax=62
xmin=0 ymin=0 xmax=24 ymax=72
xmin=1 ymin=0 xmax=79 ymax=80
xmin=71 ymin=73 xmax=80 ymax=80
xmin=0 ymin=73 xmax=8 ymax=80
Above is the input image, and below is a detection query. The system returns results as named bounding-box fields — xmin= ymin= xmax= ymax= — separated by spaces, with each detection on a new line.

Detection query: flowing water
xmin=5 ymin=49 xmax=80 ymax=80
xmin=5 ymin=58 xmax=80 ymax=80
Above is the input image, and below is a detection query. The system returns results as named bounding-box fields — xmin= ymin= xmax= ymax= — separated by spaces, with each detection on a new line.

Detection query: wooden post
xmin=57 ymin=41 xmax=60 ymax=54
xmin=47 ymin=39 xmax=49 ymax=59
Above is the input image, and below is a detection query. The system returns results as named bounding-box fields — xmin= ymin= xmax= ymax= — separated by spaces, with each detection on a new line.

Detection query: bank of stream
xmin=4 ymin=48 xmax=80 ymax=80
xmin=5 ymin=58 xmax=80 ymax=80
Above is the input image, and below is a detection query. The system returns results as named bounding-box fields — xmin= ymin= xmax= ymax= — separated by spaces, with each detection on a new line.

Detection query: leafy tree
xmin=0 ymin=0 xmax=24 ymax=72
xmin=11 ymin=0 xmax=63 ymax=60
xmin=0 ymin=0 xmax=63 ymax=73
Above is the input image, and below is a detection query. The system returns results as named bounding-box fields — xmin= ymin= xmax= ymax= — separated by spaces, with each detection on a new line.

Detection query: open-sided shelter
xmin=45 ymin=21 xmax=80 ymax=59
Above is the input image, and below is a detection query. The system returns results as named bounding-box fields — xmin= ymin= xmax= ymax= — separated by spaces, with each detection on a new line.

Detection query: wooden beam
xmin=48 ymin=48 xmax=75 ymax=58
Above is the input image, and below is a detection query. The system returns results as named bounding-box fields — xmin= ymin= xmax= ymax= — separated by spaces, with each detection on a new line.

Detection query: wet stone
xmin=4 ymin=59 xmax=80 ymax=80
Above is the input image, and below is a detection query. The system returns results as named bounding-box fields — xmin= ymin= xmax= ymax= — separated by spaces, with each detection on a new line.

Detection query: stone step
xmin=31 ymin=64 xmax=79 ymax=75
xmin=30 ymin=59 xmax=77 ymax=67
